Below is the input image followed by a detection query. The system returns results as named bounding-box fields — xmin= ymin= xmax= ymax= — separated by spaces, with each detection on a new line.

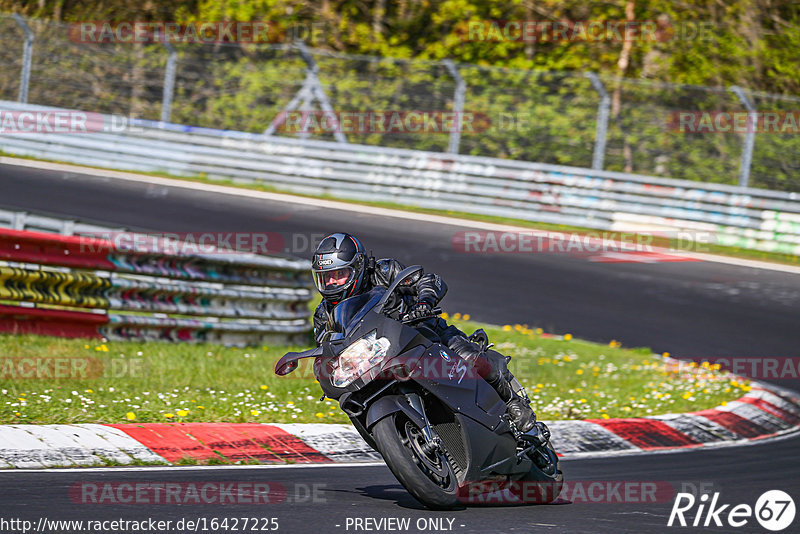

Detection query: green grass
xmin=2 ymin=152 xmax=797 ymax=266
xmin=0 ymin=316 xmax=748 ymax=424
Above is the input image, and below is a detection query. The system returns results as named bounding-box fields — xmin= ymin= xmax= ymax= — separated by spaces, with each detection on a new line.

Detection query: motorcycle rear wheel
xmin=373 ymin=412 xmax=461 ymax=510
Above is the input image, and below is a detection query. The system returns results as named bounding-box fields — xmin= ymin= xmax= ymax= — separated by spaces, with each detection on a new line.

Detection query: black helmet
xmin=312 ymin=233 xmax=368 ymax=302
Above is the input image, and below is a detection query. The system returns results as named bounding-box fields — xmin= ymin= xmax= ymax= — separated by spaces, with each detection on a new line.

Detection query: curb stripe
xmin=3 ymin=381 xmax=800 ymax=469
xmin=690 ymin=410 xmax=770 ymax=439
xmin=108 ymin=423 xmax=330 ymax=464
xmin=653 ymin=413 xmax=740 ymax=444
xmin=738 ymin=397 xmax=800 ymax=424
xmin=107 ymin=424 xmax=219 ymax=462
xmin=587 ymin=418 xmax=701 ymax=450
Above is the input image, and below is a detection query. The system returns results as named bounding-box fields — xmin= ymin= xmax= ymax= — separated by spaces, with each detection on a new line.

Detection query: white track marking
xmin=273 ymin=423 xmax=382 ymax=462
xmin=3 ymin=156 xmax=799 ymax=276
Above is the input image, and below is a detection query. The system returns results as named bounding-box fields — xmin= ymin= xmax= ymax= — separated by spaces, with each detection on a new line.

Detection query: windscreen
xmin=331 ymin=287 xmax=385 ymax=333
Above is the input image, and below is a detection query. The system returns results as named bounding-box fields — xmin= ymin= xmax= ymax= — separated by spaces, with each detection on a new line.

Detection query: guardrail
xmin=0 ymin=101 xmax=798 ymax=256
xmin=0 ymin=209 xmax=314 ymax=345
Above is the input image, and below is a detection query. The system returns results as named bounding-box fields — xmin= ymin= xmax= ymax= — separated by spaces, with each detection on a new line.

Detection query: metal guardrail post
xmin=443 ymin=60 xmax=465 ymax=154
xmin=586 ymin=73 xmax=610 ymax=171
xmin=12 ymin=14 xmax=34 ymax=104
xmin=161 ymin=41 xmax=178 ymax=123
xmin=730 ymin=85 xmax=756 ymax=188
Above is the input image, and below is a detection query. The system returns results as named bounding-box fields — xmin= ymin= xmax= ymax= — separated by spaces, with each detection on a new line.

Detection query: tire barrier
xmin=0 ymin=101 xmax=799 ymax=256
xmin=0 ymin=223 xmax=313 ymax=346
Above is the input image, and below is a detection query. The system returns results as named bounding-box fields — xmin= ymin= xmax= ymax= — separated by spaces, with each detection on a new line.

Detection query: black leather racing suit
xmin=312 ymin=258 xmax=512 ymax=385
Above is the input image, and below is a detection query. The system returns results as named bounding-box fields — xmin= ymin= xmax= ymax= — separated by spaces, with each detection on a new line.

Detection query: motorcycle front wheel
xmin=372 ymin=412 xmax=461 ymax=510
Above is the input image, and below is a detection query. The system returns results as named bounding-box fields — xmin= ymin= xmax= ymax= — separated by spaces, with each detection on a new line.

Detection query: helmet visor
xmin=314 ymin=267 xmax=355 ymax=292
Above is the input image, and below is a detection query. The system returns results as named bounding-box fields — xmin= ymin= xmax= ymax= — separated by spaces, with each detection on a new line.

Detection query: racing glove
xmin=404 ymin=301 xmax=434 ymax=322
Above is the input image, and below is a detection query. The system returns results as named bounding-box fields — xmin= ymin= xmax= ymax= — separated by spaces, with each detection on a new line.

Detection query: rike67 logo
xmin=668 ymin=490 xmax=795 ymax=531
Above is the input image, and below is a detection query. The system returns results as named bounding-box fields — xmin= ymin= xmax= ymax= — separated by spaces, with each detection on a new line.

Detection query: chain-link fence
xmin=0 ymin=14 xmax=798 ymax=192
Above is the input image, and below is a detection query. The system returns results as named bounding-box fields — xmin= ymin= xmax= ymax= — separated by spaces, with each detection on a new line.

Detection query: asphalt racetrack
xmin=1 ymin=161 xmax=799 ymax=533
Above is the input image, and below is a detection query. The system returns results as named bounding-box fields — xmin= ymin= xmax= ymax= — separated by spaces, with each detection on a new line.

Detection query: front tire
xmin=520 ymin=442 xmax=564 ymax=503
xmin=372 ymin=412 xmax=461 ymax=510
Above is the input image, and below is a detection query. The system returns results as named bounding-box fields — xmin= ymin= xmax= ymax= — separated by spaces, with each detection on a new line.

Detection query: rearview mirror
xmin=275 ymin=359 xmax=298 ymax=376
xmin=374 ymin=265 xmax=423 ymax=314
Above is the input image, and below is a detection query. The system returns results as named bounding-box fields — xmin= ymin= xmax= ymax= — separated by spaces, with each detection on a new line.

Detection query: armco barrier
xmin=0 ymin=212 xmax=313 ymax=346
xmin=0 ymin=101 xmax=799 ymax=255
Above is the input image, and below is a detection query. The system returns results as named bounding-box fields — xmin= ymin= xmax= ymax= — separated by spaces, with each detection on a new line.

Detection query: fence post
xmin=294 ymin=41 xmax=347 ymax=143
xmin=585 ymin=72 xmax=609 ymax=171
xmin=161 ymin=41 xmax=178 ymax=123
xmin=12 ymin=14 xmax=34 ymax=104
xmin=443 ymin=60 xmax=465 ymax=154
xmin=730 ymin=85 xmax=756 ymax=188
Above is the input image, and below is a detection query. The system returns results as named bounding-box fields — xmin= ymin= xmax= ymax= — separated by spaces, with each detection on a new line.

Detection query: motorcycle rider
xmin=311 ymin=232 xmax=537 ymax=432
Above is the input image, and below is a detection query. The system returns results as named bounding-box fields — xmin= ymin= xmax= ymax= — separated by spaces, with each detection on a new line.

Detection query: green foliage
xmin=0 ymin=1 xmax=798 ymax=189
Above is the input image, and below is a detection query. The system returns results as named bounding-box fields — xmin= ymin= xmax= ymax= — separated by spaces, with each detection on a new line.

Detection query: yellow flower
xmin=14 ymin=412 xmax=21 ymax=417
xmin=682 ymin=392 xmax=692 ymax=400
xmin=662 ymin=352 xmax=670 ymax=358
xmin=315 ymin=412 xmax=325 ymax=418
xmin=601 ymin=413 xmax=610 ymax=419
xmin=125 ymin=412 xmax=136 ymax=421
xmin=453 ymin=313 xmax=461 ymax=320
xmin=250 ymin=410 xmax=260 ymax=416
xmin=440 ymin=312 xmax=449 ymax=319
xmin=462 ymin=314 xmax=470 ymax=321
xmin=576 ymin=369 xmax=584 ymax=375
xmin=578 ymin=398 xmax=586 ymax=403
xmin=84 ymin=344 xmax=90 ymax=349
xmin=197 ymin=406 xmax=205 ymax=410
xmin=163 ymin=413 xmax=174 ymax=419
xmin=260 ymin=385 xmax=268 ymax=390
xmin=563 ymin=333 xmax=572 ymax=341
xmin=502 ymin=325 xmax=511 ymax=331
xmin=85 ymin=389 xmax=93 ymax=394
xmin=177 ymin=409 xmax=189 ymax=417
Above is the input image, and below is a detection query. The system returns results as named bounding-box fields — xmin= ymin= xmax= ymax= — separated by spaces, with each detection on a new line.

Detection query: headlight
xmin=331 ymin=330 xmax=391 ymax=388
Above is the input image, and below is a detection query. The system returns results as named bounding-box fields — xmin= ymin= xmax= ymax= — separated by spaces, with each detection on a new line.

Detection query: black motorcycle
xmin=275 ymin=266 xmax=563 ymax=509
